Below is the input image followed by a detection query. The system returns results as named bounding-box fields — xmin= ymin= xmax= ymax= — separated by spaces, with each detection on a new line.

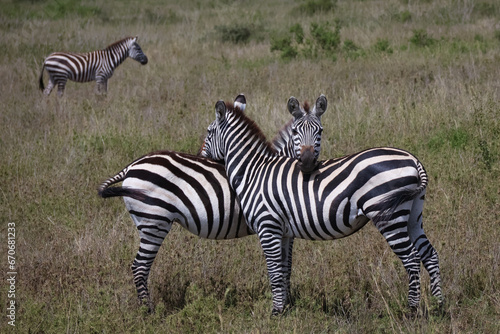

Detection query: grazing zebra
xmin=201 ymin=100 xmax=443 ymax=315
xmin=39 ymin=36 xmax=148 ymax=96
xmin=98 ymin=94 xmax=326 ymax=310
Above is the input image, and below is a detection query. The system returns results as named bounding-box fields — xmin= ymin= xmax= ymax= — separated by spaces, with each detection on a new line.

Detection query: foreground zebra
xmin=98 ymin=94 xmax=327 ymax=310
xmin=201 ymin=100 xmax=443 ymax=315
xmin=39 ymin=36 xmax=148 ymax=96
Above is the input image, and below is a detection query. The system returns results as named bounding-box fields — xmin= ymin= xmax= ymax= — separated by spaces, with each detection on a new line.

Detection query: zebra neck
xmin=271 ymin=119 xmax=293 ymax=154
xmin=271 ymin=128 xmax=292 ymax=156
xmin=225 ymin=136 xmax=275 ymax=192
xmin=105 ymin=43 xmax=129 ymax=68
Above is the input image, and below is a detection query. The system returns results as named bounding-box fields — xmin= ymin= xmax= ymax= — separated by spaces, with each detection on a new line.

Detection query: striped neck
xmin=222 ymin=108 xmax=277 ymax=190
xmin=271 ymin=119 xmax=293 ymax=156
xmin=104 ymin=37 xmax=132 ymax=67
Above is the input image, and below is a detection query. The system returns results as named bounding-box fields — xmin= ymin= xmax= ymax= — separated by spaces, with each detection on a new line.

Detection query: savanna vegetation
xmin=1 ymin=0 xmax=499 ymax=332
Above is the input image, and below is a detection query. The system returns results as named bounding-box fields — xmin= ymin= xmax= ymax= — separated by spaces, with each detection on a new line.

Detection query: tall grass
xmin=1 ymin=0 xmax=499 ymax=332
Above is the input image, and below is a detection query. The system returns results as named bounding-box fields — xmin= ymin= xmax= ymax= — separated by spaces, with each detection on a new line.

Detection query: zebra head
xmin=200 ymin=101 xmax=228 ymax=161
xmin=288 ymin=94 xmax=327 ymax=173
xmin=199 ymin=94 xmax=246 ymax=160
xmin=128 ymin=36 xmax=148 ymax=65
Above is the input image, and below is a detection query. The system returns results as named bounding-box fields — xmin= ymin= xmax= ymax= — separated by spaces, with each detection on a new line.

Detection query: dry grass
xmin=1 ymin=0 xmax=499 ymax=332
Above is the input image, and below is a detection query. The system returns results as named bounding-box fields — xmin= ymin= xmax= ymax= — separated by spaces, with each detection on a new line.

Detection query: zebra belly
xmin=286 ymin=208 xmax=369 ymax=240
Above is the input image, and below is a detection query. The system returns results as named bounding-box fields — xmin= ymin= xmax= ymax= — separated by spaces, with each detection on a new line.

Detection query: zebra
xmin=39 ymin=36 xmax=148 ymax=96
xmin=98 ymin=94 xmax=327 ymax=310
xmin=201 ymin=100 xmax=443 ymax=315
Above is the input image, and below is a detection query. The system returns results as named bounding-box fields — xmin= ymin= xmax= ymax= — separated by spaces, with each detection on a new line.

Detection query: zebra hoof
xmin=139 ymin=297 xmax=155 ymax=315
xmin=271 ymin=308 xmax=283 ymax=317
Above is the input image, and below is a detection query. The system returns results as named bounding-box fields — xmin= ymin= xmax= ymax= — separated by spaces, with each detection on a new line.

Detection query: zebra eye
xmin=291 ymin=128 xmax=298 ymax=135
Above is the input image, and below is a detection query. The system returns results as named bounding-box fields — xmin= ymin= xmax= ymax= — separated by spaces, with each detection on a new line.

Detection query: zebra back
xmin=203 ymin=100 xmax=427 ymax=238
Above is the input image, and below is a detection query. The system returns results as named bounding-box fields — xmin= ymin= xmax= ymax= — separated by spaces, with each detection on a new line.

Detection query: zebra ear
xmin=287 ymin=97 xmax=303 ymax=119
xmin=215 ymin=100 xmax=226 ymax=121
xmin=234 ymin=94 xmax=246 ymax=112
xmin=313 ymin=94 xmax=327 ymax=117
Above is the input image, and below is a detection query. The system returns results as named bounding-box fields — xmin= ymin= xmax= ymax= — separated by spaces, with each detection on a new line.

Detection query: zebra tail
xmin=99 ymin=186 xmax=147 ymax=201
xmin=371 ymin=161 xmax=428 ymax=224
xmin=39 ymin=63 xmax=45 ymax=91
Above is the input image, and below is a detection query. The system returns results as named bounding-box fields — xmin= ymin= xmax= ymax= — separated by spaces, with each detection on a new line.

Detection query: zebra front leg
xmin=96 ymin=77 xmax=108 ymax=94
xmin=282 ymin=237 xmax=294 ymax=308
xmin=258 ymin=227 xmax=287 ymax=315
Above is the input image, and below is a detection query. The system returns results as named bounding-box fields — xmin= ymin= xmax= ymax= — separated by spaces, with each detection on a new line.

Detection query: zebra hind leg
xmin=57 ymin=80 xmax=66 ymax=97
xmin=373 ymin=217 xmax=422 ymax=311
xmin=407 ymin=192 xmax=443 ymax=308
xmin=130 ymin=218 xmax=171 ymax=313
xmin=43 ymin=76 xmax=55 ymax=96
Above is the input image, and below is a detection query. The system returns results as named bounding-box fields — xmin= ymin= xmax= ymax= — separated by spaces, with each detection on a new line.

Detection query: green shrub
xmin=290 ymin=23 xmax=304 ymax=44
xmin=310 ymin=21 xmax=341 ymax=50
xmin=410 ymin=29 xmax=436 ymax=47
xmin=396 ymin=10 xmax=412 ymax=23
xmin=215 ymin=24 xmax=252 ymax=44
xmin=373 ymin=38 xmax=393 ymax=53
xmin=270 ymin=35 xmax=298 ymax=60
xmin=295 ymin=0 xmax=337 ymax=16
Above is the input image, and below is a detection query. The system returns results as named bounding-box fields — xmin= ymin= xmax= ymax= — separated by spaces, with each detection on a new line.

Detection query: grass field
xmin=1 ymin=0 xmax=499 ymax=332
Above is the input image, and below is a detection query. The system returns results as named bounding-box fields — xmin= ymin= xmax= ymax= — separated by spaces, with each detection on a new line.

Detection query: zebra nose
xmin=298 ymin=146 xmax=318 ymax=174
xmin=141 ymin=56 xmax=148 ymax=65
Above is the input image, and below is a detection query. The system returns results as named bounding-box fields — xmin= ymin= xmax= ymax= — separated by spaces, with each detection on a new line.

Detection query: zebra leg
xmin=96 ymin=77 xmax=108 ymax=94
xmin=130 ymin=214 xmax=171 ymax=312
xmin=43 ymin=76 xmax=55 ymax=96
xmin=373 ymin=219 xmax=421 ymax=310
xmin=258 ymin=226 xmax=286 ymax=315
xmin=281 ymin=237 xmax=294 ymax=307
xmin=407 ymin=192 xmax=443 ymax=305
xmin=56 ymin=79 xmax=67 ymax=97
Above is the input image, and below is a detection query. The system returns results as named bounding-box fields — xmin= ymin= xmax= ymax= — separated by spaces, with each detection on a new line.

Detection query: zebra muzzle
xmin=298 ymin=146 xmax=318 ymax=174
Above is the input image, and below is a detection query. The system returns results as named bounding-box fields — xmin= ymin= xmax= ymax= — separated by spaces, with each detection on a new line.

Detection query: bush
xmin=270 ymin=36 xmax=298 ymax=60
xmin=310 ymin=21 xmax=341 ymax=50
xmin=373 ymin=38 xmax=393 ymax=53
xmin=295 ymin=0 xmax=337 ymax=16
xmin=215 ymin=24 xmax=252 ymax=44
xmin=410 ymin=29 xmax=436 ymax=47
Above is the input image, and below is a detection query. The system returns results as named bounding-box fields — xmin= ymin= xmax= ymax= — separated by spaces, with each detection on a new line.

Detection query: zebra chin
xmin=298 ymin=146 xmax=319 ymax=174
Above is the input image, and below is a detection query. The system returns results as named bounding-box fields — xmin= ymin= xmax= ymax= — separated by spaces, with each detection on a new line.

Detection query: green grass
xmin=1 ymin=0 xmax=499 ymax=332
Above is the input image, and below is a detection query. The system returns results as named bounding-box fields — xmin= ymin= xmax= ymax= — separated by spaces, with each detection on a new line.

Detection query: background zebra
xmin=202 ymin=100 xmax=443 ymax=315
xmin=39 ymin=36 xmax=148 ymax=96
xmin=98 ymin=94 xmax=326 ymax=310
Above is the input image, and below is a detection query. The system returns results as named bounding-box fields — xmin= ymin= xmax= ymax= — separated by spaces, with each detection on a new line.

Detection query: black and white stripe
xmin=201 ymin=100 xmax=443 ymax=315
xmin=98 ymin=95 xmax=325 ymax=310
xmin=39 ymin=36 xmax=148 ymax=96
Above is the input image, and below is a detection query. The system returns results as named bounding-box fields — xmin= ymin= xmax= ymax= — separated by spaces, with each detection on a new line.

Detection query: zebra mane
xmin=104 ymin=37 xmax=133 ymax=51
xmin=302 ymin=101 xmax=310 ymax=112
xmin=226 ymin=103 xmax=277 ymax=155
